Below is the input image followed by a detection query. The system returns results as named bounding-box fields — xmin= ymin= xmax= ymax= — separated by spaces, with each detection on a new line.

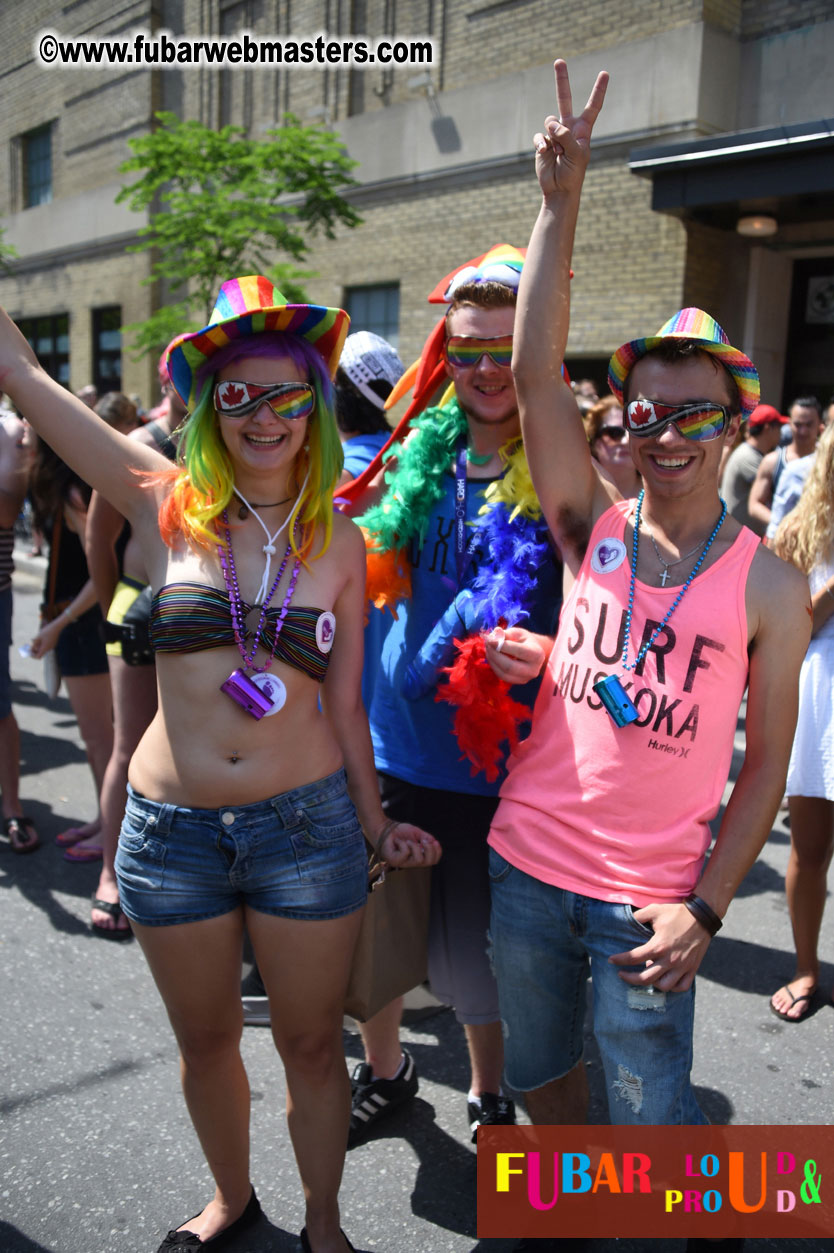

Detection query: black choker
xmin=236 ymin=493 xmax=292 ymax=520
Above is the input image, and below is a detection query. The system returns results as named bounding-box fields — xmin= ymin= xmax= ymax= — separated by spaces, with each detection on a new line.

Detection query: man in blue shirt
xmin=348 ymin=250 xmax=561 ymax=1146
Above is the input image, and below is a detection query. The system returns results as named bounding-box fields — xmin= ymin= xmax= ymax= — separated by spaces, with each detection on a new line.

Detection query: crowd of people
xmin=0 ymin=57 xmax=831 ymax=1253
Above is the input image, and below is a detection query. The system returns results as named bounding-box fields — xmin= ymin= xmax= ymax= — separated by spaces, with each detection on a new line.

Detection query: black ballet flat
xmin=157 ymin=1188 xmax=261 ymax=1251
xmin=300 ymin=1228 xmax=355 ymax=1252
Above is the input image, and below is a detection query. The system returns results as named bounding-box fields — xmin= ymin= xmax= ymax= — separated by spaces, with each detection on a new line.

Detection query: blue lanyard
xmin=622 ymin=489 xmax=727 ymax=672
xmin=447 ymin=437 xmax=483 ymax=589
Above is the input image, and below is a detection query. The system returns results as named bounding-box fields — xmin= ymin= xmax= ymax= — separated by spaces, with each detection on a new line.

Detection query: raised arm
xmin=514 ymin=60 xmax=612 ymax=571
xmin=0 ymin=310 xmax=169 ymax=521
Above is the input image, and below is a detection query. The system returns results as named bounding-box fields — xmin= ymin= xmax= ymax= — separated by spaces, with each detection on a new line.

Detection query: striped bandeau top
xmin=149 ymin=582 xmax=335 ymax=683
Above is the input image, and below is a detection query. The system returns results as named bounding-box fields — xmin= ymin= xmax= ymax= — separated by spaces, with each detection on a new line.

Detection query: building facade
xmin=1 ymin=0 xmax=832 ymax=408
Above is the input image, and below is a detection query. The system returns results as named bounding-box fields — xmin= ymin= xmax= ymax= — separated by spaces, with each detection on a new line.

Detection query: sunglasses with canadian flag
xmin=213 ymin=380 xmax=315 ymax=421
xmin=624 ymin=399 xmax=731 ymax=442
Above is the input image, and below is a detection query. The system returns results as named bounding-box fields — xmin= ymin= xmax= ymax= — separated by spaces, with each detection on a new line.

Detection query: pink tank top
xmin=489 ymin=499 xmax=759 ymax=905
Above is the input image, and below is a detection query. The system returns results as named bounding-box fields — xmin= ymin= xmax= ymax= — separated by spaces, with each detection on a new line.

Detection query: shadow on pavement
xmin=0 ymin=1223 xmax=55 ymax=1253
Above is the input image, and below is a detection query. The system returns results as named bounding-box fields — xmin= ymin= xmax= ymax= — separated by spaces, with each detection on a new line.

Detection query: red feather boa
xmin=436 ymin=635 xmax=531 ymax=783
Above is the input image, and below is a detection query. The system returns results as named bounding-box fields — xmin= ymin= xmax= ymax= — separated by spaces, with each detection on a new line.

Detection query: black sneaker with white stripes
xmin=468 ymin=1091 xmax=516 ymax=1143
xmin=347 ymin=1050 xmax=418 ymax=1148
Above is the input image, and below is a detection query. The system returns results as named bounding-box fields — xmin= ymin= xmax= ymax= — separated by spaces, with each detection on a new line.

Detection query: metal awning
xmin=629 ymin=121 xmax=834 ymax=230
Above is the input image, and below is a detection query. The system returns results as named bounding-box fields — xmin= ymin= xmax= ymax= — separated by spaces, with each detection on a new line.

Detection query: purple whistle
xmin=220 ymin=669 xmax=273 ymax=720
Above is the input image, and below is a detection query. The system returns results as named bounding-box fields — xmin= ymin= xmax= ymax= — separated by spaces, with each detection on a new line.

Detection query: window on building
xmin=92 ymin=307 xmax=123 ymax=395
xmin=17 ymin=314 xmax=69 ymax=385
xmin=23 ymin=124 xmax=53 ymax=208
xmin=344 ymin=283 xmax=400 ymax=349
xmin=218 ymin=0 xmax=261 ymax=128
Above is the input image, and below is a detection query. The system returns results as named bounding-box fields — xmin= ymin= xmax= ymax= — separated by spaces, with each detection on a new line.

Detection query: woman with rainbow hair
xmin=0 ymin=276 xmax=439 ymax=1253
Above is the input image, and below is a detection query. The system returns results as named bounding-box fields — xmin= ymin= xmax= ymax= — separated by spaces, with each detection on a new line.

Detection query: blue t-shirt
xmin=368 ymin=470 xmax=562 ymax=796
xmin=342 ymin=431 xmax=389 ymax=480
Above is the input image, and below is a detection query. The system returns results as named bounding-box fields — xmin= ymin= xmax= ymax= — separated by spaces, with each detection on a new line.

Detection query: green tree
xmin=117 ymin=112 xmax=361 ymax=357
xmin=0 ymin=225 xmax=18 ymax=275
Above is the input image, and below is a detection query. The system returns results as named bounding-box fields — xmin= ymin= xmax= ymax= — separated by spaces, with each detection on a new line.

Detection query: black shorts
xmin=55 ymin=606 xmax=109 ymax=677
xmin=378 ymin=771 xmax=500 ymax=1025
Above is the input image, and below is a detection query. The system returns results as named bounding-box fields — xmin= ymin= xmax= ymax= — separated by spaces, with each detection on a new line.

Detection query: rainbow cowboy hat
xmin=167 ymin=275 xmax=349 ymax=408
xmin=608 ymin=307 xmax=760 ymax=418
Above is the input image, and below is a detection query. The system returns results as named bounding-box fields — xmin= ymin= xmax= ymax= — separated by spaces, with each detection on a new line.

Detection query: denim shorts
xmin=115 ymin=767 xmax=369 ymax=927
xmin=489 ymin=849 xmax=707 ymax=1125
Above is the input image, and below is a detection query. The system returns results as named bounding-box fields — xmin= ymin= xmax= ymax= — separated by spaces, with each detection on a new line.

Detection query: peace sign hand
xmin=533 ymin=59 xmax=609 ymax=200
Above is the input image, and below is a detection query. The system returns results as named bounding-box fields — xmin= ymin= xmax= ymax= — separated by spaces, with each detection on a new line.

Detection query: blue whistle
xmin=593 ymin=674 xmax=639 ymax=727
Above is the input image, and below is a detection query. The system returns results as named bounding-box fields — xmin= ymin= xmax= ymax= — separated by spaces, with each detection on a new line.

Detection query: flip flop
xmin=3 ymin=815 xmax=40 ymax=854
xmin=56 ymin=825 xmax=99 ymax=848
xmin=91 ymin=896 xmax=132 ymax=941
xmin=63 ymin=843 xmax=104 ymax=863
xmin=769 ymin=984 xmax=818 ymax=1023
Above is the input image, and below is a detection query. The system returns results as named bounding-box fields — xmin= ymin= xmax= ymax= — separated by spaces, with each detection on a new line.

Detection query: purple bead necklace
xmin=218 ymin=508 xmax=301 ymax=674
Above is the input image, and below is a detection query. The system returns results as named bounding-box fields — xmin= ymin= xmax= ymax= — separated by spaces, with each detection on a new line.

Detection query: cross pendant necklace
xmin=643 ymin=520 xmax=708 ymax=589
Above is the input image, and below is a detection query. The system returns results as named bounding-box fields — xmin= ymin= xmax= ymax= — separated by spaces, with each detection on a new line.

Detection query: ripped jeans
xmin=488 ymin=849 xmax=707 ymax=1125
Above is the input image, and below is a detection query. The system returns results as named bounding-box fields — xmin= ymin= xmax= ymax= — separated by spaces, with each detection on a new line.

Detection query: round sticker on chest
xmin=591 ymin=538 xmax=627 ymax=575
xmin=316 ymin=611 xmax=336 ymax=653
xmin=249 ymin=671 xmax=287 ymax=716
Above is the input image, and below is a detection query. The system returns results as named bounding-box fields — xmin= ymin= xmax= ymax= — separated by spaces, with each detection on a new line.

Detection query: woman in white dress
xmin=770 ymin=421 xmax=834 ymax=1021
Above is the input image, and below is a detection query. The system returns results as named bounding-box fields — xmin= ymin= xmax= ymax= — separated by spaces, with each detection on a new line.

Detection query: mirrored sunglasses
xmin=445 ymin=334 xmax=514 ymax=370
xmin=213 ymin=380 xmax=315 ymax=421
xmin=625 ymin=399 xmax=730 ymax=442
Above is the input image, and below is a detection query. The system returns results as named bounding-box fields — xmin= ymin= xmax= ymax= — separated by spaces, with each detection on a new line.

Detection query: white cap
xmin=339 ymin=331 xmax=404 ymax=410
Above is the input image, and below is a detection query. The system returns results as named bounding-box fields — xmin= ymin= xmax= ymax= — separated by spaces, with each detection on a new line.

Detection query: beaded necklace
xmin=593 ymin=489 xmax=727 ymax=727
xmin=217 ymin=510 xmax=301 ymax=719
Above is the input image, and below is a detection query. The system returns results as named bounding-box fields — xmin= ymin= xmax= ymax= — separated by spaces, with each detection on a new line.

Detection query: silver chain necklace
xmin=643 ymin=521 xmax=710 ymax=587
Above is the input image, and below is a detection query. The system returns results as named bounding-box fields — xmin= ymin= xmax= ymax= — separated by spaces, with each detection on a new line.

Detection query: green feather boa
xmin=358 ymin=398 xmax=468 ymax=551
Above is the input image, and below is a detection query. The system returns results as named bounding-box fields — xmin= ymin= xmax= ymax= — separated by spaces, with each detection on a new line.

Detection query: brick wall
xmin=741 ymin=0 xmax=832 ymax=39
xmin=1 ymin=0 xmax=827 ymax=404
xmin=301 ymin=155 xmax=688 ymax=368
xmin=0 ymin=247 xmax=155 ymax=399
xmin=1 ymin=0 xmax=156 ymax=213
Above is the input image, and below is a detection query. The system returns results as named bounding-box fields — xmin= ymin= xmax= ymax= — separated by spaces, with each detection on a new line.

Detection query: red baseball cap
xmin=747 ymin=403 xmax=788 ymax=428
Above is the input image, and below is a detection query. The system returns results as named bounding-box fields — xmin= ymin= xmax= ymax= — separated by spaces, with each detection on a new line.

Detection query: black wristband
xmin=684 ymin=893 xmax=722 ymax=937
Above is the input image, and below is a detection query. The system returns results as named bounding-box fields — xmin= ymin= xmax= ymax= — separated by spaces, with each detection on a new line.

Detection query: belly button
xmin=228 ymin=750 xmax=240 ymax=764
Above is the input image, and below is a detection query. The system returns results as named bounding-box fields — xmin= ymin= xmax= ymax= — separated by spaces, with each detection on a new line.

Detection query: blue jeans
xmin=489 ymin=849 xmax=707 ymax=1125
xmin=116 ymin=767 xmax=368 ymax=927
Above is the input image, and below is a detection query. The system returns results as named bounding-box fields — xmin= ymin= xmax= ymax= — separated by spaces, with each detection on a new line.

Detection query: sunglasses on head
xmin=625 ymin=399 xmax=731 ymax=442
xmin=445 ymin=334 xmax=513 ymax=370
xmin=213 ymin=380 xmax=315 ymax=421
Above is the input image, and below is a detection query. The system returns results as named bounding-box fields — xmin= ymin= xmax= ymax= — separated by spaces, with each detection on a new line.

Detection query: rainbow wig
xmin=158 ymin=332 xmax=342 ymax=563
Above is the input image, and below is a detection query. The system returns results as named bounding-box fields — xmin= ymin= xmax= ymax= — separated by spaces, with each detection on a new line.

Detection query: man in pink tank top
xmin=486 ymin=60 xmax=810 ymax=1146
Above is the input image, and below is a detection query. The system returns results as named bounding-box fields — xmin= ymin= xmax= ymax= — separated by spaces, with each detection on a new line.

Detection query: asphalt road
xmin=1 ymin=550 xmax=832 ymax=1253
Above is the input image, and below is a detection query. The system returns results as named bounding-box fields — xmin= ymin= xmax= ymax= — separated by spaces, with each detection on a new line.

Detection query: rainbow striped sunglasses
xmin=625 ymin=399 xmax=730 ymax=442
xmin=445 ymin=334 xmax=513 ymax=370
xmin=213 ymin=380 xmax=315 ymax=421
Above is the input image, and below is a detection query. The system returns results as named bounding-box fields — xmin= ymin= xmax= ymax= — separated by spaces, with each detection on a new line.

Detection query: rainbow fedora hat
xmin=167 ymin=275 xmax=349 ymax=408
xmin=608 ymin=308 xmax=759 ymax=418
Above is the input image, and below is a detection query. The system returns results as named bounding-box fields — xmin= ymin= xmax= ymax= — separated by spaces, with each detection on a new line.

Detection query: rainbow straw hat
xmin=167 ymin=275 xmax=349 ymax=408
xmin=608 ymin=308 xmax=759 ymax=418
xmin=425 ymin=243 xmax=526 ymax=305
